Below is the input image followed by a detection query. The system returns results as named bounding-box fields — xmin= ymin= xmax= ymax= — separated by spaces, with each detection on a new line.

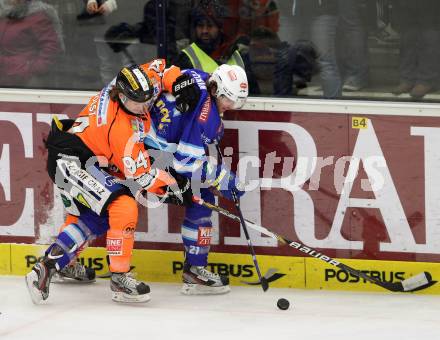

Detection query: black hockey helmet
xmin=116 ymin=64 xmax=154 ymax=103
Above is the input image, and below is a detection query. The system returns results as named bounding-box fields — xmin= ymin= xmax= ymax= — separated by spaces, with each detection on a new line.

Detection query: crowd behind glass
xmin=1 ymin=0 xmax=439 ymax=102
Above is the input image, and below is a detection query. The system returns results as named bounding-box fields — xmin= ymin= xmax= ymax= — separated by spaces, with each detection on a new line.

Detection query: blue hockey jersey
xmin=144 ymin=69 xmax=224 ymax=180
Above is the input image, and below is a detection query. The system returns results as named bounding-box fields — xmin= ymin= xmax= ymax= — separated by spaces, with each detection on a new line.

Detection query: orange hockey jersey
xmin=71 ymin=59 xmax=181 ymax=194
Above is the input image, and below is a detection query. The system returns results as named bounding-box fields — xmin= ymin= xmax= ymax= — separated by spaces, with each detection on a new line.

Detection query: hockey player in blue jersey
xmin=145 ymin=64 xmax=249 ymax=295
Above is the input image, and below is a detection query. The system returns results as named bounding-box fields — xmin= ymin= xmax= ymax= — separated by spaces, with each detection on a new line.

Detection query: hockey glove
xmin=172 ymin=73 xmax=201 ymax=113
xmin=208 ymin=167 xmax=245 ymax=201
xmin=160 ymin=168 xmax=193 ymax=207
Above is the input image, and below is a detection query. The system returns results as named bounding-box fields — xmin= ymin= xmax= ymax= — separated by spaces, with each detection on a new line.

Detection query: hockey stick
xmin=240 ymin=267 xmax=286 ymax=286
xmin=193 ymin=196 xmax=436 ymax=293
xmin=215 ymin=145 xmax=268 ymax=292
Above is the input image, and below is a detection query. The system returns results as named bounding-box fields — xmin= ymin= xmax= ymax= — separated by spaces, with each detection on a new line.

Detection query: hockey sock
xmin=45 ymin=220 xmax=92 ymax=270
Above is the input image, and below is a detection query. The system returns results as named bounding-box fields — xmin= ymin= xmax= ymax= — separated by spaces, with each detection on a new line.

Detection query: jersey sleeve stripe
xmin=176 ymin=141 xmax=205 ymax=157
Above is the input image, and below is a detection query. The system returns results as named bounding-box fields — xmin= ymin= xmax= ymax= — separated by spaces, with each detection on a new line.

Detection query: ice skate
xmin=25 ymin=261 xmax=56 ymax=304
xmin=110 ymin=272 xmax=150 ymax=303
xmin=181 ymin=261 xmax=230 ymax=295
xmin=52 ymin=262 xmax=96 ymax=283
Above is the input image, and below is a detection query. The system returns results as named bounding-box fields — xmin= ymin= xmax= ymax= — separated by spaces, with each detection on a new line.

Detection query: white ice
xmin=0 ymin=276 xmax=439 ymax=340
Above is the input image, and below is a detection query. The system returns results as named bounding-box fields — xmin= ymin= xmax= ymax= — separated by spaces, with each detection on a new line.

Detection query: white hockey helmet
xmin=209 ymin=64 xmax=248 ymax=109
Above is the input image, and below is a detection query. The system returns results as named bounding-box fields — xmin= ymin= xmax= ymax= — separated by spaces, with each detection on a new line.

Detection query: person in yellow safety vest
xmin=174 ymin=0 xmax=261 ymax=93
xmin=181 ymin=41 xmax=244 ymax=74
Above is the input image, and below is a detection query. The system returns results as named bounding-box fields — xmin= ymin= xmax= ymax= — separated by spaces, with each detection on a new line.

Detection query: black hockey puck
xmin=277 ymin=298 xmax=289 ymax=310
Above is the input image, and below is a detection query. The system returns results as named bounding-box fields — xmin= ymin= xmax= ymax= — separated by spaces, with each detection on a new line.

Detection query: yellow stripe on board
xmin=0 ymin=244 xmax=11 ymax=275
xmin=3 ymin=243 xmax=439 ymax=294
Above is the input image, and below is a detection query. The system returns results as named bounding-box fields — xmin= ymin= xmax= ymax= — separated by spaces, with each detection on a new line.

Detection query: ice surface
xmin=0 ymin=276 xmax=439 ymax=340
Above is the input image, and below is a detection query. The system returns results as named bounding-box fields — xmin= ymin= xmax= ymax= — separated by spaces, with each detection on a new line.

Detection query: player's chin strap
xmin=214 ymin=144 xmax=268 ymax=292
xmin=192 ymin=195 xmax=437 ymax=293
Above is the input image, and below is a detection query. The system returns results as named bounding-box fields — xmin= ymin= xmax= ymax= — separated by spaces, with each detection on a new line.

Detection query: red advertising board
xmin=1 ymin=101 xmax=440 ymax=263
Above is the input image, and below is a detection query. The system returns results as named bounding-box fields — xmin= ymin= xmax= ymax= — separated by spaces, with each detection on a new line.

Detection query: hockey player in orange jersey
xmin=25 ymin=63 xmax=193 ymax=304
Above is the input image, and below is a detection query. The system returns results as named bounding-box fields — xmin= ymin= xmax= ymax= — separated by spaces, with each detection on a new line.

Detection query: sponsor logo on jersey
xmin=197 ymin=226 xmax=212 ymax=246
xmin=131 ymin=119 xmax=139 ymax=132
xmin=76 ymin=193 xmax=91 ymax=208
xmin=123 ymin=223 xmax=136 ymax=238
xmin=97 ymin=87 xmax=110 ymax=126
xmin=148 ymin=59 xmax=164 ymax=74
xmin=131 ymin=119 xmax=146 ymax=143
xmin=135 ymin=172 xmax=154 ymax=189
xmin=151 ymin=77 xmax=161 ymax=97
xmin=189 ymin=70 xmax=206 ymax=90
xmin=89 ymin=95 xmax=99 ymax=114
xmin=64 ymin=161 xmax=107 ymax=199
xmin=104 ymin=176 xmax=119 ymax=186
xmin=155 ymin=99 xmax=171 ymax=132
xmin=200 ymin=132 xmax=212 ymax=144
xmin=60 ymin=194 xmax=72 ymax=208
xmin=138 ymin=119 xmax=145 ymax=140
xmin=199 ymin=96 xmax=211 ymax=122
xmin=106 ymin=238 xmax=123 ymax=256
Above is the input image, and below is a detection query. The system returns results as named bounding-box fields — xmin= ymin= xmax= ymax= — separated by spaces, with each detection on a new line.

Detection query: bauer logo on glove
xmin=172 ymin=74 xmax=201 ymax=113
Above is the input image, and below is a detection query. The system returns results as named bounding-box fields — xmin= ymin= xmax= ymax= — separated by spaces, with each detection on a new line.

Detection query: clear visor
xmin=216 ymin=83 xmax=247 ymax=110
xmin=122 ymin=95 xmax=156 ymax=114
xmin=217 ymin=93 xmax=247 ymax=110
xmin=232 ymin=96 xmax=247 ymax=109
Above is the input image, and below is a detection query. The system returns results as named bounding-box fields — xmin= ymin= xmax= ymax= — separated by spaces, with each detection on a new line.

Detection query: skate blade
xmin=181 ymin=283 xmax=231 ymax=295
xmin=112 ymin=291 xmax=151 ymax=303
xmin=25 ymin=272 xmax=45 ymax=305
xmin=52 ymin=273 xmax=96 ymax=284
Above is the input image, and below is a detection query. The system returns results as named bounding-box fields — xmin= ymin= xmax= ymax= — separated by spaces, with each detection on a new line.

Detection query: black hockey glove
xmin=161 ymin=168 xmax=193 ymax=207
xmin=172 ymin=74 xmax=201 ymax=113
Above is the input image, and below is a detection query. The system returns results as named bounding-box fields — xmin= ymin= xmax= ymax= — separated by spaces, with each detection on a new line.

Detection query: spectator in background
xmin=291 ymin=0 xmax=342 ymax=98
xmin=97 ymin=0 xmax=189 ymax=84
xmin=274 ymin=37 xmax=319 ymax=96
xmin=85 ymin=0 xmax=116 ymax=17
xmin=174 ymin=0 xmax=244 ymax=71
xmin=0 ymin=0 xmax=63 ymax=87
xmin=392 ymin=0 xmax=440 ymax=100
xmin=338 ymin=0 xmax=369 ymax=92
xmin=235 ymin=0 xmax=280 ymax=36
xmin=174 ymin=0 xmax=263 ymax=94
xmin=247 ymin=26 xmax=319 ymax=96
xmin=132 ymin=0 xmax=183 ymax=62
xmin=83 ymin=0 xmax=122 ymax=85
xmin=368 ymin=0 xmax=399 ymax=44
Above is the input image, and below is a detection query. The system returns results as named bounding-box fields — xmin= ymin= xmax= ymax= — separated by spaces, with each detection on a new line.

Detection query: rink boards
xmin=1 ymin=243 xmax=439 ymax=294
xmin=1 ymin=91 xmax=440 ymax=295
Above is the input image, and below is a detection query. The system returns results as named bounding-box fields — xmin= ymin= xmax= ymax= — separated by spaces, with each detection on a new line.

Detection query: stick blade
xmin=382 ymin=272 xmax=437 ymax=292
xmin=241 ymin=268 xmax=281 ymax=290
xmin=401 ymin=272 xmax=437 ymax=292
